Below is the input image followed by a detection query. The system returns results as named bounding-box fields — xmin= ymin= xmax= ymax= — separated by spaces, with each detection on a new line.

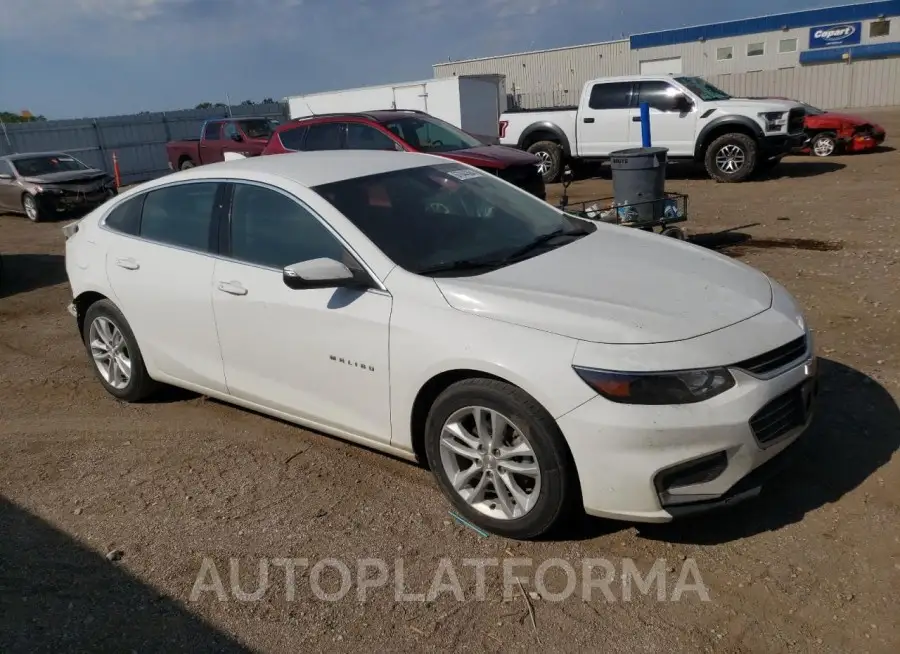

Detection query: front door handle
xmin=115 ymin=257 xmax=139 ymax=270
xmin=632 ymin=116 xmax=643 ymax=122
xmin=217 ymin=281 xmax=248 ymax=296
xmin=583 ymin=117 xmax=595 ymax=123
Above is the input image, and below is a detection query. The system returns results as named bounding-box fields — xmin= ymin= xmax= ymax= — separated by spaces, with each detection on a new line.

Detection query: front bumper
xmin=845 ymin=129 xmax=886 ymax=153
xmin=760 ymin=131 xmax=807 ymax=157
xmin=36 ymin=188 xmax=116 ymax=216
xmin=557 ymin=352 xmax=818 ymax=523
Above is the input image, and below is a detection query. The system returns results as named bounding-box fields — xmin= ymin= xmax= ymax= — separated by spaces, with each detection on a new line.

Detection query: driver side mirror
xmin=673 ymin=94 xmax=693 ymax=112
xmin=283 ymin=258 xmax=374 ymax=290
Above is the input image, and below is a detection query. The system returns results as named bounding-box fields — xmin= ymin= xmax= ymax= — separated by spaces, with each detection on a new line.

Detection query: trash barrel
xmin=609 ymin=147 xmax=669 ymax=225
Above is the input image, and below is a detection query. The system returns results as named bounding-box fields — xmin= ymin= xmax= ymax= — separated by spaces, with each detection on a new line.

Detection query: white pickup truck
xmin=499 ymin=75 xmax=808 ymax=183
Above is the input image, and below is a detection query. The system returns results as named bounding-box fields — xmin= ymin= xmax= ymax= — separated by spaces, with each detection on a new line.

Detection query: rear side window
xmin=277 ymin=126 xmax=309 ymax=151
xmin=588 ymin=82 xmax=633 ymax=110
xmin=104 ymin=196 xmax=144 ymax=235
xmin=304 ymin=123 xmax=345 ymax=151
xmin=203 ymin=122 xmax=222 ymax=140
xmin=139 ymin=182 xmax=220 ymax=252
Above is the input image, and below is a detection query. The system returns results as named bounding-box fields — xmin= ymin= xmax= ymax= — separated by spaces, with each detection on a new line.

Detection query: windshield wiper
xmin=503 ymin=227 xmax=593 ymax=261
xmin=415 ymin=258 xmax=508 ymax=276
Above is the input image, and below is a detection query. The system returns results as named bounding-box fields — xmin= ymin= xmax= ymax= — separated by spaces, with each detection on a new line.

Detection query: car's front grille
xmin=733 ymin=336 xmax=808 ymax=377
xmin=750 ymin=380 xmax=815 ymax=445
xmin=788 ymin=108 xmax=806 ymax=134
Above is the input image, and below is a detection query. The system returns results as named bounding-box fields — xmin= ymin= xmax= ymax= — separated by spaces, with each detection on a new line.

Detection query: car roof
xmin=284 ymin=109 xmax=431 ymax=127
xmin=163 ymin=150 xmax=447 ymax=188
xmin=1 ymin=151 xmax=71 ymax=161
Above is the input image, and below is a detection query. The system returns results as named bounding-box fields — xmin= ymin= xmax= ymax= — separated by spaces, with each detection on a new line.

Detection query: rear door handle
xmin=583 ymin=117 xmax=595 ymax=123
xmin=115 ymin=257 xmax=139 ymax=270
xmin=217 ymin=281 xmax=248 ymax=296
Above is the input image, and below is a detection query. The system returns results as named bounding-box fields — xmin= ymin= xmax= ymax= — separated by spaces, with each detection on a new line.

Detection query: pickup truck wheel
xmin=527 ymin=141 xmax=562 ymax=184
xmin=180 ymin=159 xmax=195 ymax=171
xmin=810 ymin=132 xmax=838 ymax=157
xmin=705 ymin=133 xmax=757 ymax=183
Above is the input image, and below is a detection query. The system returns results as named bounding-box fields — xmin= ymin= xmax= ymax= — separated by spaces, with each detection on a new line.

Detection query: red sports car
xmin=795 ymin=102 xmax=886 ymax=157
xmin=742 ymin=97 xmax=887 ymax=157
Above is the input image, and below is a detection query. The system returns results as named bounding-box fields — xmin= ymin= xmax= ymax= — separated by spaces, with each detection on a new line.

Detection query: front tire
xmin=810 ymin=132 xmax=838 ymax=157
xmin=704 ymin=133 xmax=758 ymax=183
xmin=527 ymin=141 xmax=563 ymax=184
xmin=423 ymin=378 xmax=578 ymax=540
xmin=22 ymin=193 xmax=42 ymax=222
xmin=82 ymin=299 xmax=159 ymax=402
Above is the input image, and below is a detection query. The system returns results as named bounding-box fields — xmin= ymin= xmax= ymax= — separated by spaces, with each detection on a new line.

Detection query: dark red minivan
xmin=263 ymin=110 xmax=546 ymax=200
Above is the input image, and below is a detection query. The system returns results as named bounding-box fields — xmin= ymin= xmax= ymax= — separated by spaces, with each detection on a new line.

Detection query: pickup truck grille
xmin=788 ymin=108 xmax=806 ymax=134
xmin=496 ymin=164 xmax=546 ymax=200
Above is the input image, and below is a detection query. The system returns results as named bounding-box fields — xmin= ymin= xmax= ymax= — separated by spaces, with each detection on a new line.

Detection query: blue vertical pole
xmin=640 ymin=102 xmax=652 ymax=147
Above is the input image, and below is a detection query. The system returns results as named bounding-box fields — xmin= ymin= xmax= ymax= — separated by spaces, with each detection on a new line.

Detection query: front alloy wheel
xmin=23 ymin=194 xmax=40 ymax=222
xmin=439 ymin=406 xmax=541 ymax=520
xmin=715 ymin=144 xmax=746 ymax=174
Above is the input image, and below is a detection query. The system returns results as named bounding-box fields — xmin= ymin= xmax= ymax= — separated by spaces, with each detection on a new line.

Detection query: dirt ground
xmin=2 ymin=109 xmax=899 ymax=654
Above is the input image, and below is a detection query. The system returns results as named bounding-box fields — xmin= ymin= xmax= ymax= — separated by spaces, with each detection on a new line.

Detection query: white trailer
xmin=284 ymin=75 xmax=508 ymax=143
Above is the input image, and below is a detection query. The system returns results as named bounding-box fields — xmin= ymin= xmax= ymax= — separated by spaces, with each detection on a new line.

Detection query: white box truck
xmin=285 ymin=75 xmax=508 ymax=144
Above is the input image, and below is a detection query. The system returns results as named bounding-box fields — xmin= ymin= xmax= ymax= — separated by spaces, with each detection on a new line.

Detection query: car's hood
xmin=705 ymin=98 xmax=802 ymax=113
xmin=21 ymin=169 xmax=109 ymax=185
xmin=439 ymin=145 xmax=541 ymax=169
xmin=818 ymin=111 xmax=883 ymax=128
xmin=434 ymin=227 xmax=774 ymax=345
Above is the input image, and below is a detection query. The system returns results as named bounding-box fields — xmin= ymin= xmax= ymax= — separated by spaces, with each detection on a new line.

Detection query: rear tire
xmin=180 ymin=159 xmax=195 ymax=171
xmin=527 ymin=141 xmax=563 ymax=184
xmin=704 ymin=133 xmax=757 ymax=183
xmin=82 ymin=299 xmax=159 ymax=402
xmin=423 ymin=378 xmax=579 ymax=540
xmin=810 ymin=132 xmax=838 ymax=158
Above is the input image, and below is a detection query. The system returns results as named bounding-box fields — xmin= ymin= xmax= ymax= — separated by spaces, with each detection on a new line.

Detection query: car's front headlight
xmin=573 ymin=366 xmax=735 ymax=405
xmin=759 ymin=111 xmax=787 ymax=132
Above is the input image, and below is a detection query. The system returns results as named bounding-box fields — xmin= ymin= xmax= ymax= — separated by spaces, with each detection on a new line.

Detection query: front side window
xmin=345 ymin=123 xmax=399 ymax=151
xmin=223 ymin=122 xmax=239 ymax=140
xmin=140 ymin=182 xmax=220 ymax=252
xmin=312 ymin=163 xmax=595 ymax=275
xmin=587 ymin=82 xmax=633 ymax=110
xmin=203 ymin=122 xmax=222 ymax=140
xmin=304 ymin=123 xmax=345 ymax=151
xmin=228 ymin=183 xmax=347 ymax=269
xmin=380 ymin=116 xmax=482 ymax=153
xmin=238 ymin=119 xmax=274 ymax=139
xmin=637 ymin=81 xmax=682 ymax=112
xmin=674 ymin=76 xmax=731 ymax=101
xmin=11 ymin=154 xmax=91 ymax=176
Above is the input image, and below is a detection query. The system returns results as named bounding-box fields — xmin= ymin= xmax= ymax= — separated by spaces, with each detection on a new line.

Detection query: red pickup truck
xmin=165 ymin=117 xmax=278 ymax=171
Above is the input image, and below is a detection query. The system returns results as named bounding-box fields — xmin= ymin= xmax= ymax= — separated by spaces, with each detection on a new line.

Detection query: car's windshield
xmin=312 ymin=162 xmax=595 ymax=275
xmin=380 ymin=116 xmax=483 ymax=153
xmin=675 ymin=76 xmax=732 ymax=101
xmin=239 ymin=119 xmax=275 ymax=139
xmin=12 ymin=154 xmax=91 ymax=176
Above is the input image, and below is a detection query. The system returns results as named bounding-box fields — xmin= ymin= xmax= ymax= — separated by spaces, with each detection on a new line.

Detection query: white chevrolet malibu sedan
xmin=64 ymin=150 xmax=817 ymax=539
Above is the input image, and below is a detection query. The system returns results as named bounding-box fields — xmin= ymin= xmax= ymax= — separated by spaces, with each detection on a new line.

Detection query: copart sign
xmin=808 ymin=22 xmax=862 ymax=49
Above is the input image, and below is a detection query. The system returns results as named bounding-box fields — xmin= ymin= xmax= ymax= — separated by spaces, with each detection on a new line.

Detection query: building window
xmin=778 ymin=38 xmax=798 ymax=53
xmin=870 ymin=20 xmax=891 ymax=38
xmin=716 ymin=46 xmax=734 ymax=61
xmin=747 ymin=42 xmax=765 ymax=57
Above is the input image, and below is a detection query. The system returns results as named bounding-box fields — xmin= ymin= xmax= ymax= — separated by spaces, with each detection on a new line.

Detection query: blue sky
xmin=0 ymin=0 xmax=874 ymax=119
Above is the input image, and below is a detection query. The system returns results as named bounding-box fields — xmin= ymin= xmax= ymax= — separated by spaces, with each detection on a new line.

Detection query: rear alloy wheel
xmin=424 ymin=378 xmax=578 ymax=539
xmin=22 ymin=193 xmax=42 ymax=222
xmin=527 ymin=141 xmax=563 ymax=184
xmin=180 ymin=159 xmax=195 ymax=171
xmin=704 ymin=133 xmax=757 ymax=183
xmin=811 ymin=132 xmax=838 ymax=157
xmin=83 ymin=299 xmax=159 ymax=402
